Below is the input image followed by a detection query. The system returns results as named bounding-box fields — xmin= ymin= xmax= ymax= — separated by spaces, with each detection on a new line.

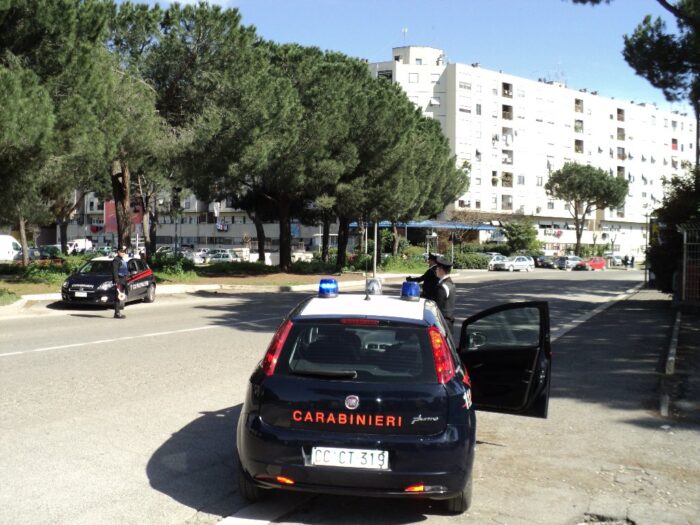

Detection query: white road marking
xmin=0 ymin=316 xmax=282 ymax=358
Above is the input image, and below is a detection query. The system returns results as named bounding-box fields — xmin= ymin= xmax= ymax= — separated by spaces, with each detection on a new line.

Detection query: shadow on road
xmin=146 ymin=404 xmax=246 ymax=518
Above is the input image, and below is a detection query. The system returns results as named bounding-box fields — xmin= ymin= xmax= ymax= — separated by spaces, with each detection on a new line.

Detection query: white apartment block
xmin=370 ymin=46 xmax=697 ymax=257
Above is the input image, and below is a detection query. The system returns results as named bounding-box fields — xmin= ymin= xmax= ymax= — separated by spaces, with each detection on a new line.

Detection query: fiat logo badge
xmin=345 ymin=395 xmax=360 ymax=410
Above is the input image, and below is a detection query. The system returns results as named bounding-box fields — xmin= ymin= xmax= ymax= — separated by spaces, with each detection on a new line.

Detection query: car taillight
xmin=428 ymin=326 xmax=455 ymax=384
xmin=261 ymin=320 xmax=293 ymax=376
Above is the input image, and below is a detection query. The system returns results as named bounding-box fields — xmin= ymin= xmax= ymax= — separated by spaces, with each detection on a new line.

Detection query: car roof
xmin=296 ymin=294 xmax=429 ymax=324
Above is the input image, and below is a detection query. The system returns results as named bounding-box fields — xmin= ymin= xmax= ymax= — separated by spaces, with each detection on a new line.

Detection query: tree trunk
xmin=278 ymin=199 xmax=292 ymax=272
xmin=111 ymin=158 xmax=131 ymax=250
xmin=247 ymin=210 xmax=267 ymax=264
xmin=321 ymin=216 xmax=330 ymax=263
xmin=18 ymin=214 xmax=29 ymax=267
xmin=136 ymin=175 xmax=151 ymax=257
xmin=335 ymin=216 xmax=350 ymax=273
xmin=693 ymin=97 xmax=700 ymax=194
xmin=392 ymin=222 xmax=400 ymax=256
xmin=59 ymin=221 xmax=68 ymax=254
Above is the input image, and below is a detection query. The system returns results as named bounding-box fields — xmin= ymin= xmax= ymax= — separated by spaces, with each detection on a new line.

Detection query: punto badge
xmin=345 ymin=395 xmax=360 ymax=410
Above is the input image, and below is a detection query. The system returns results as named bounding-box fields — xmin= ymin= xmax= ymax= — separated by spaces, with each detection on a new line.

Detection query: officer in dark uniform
xmin=434 ymin=256 xmax=456 ymax=331
xmin=406 ymin=253 xmax=440 ymax=301
xmin=112 ymin=246 xmax=129 ymax=319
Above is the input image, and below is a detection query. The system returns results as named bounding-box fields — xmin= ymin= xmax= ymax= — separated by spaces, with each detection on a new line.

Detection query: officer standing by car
xmin=434 ymin=256 xmax=456 ymax=331
xmin=406 ymin=253 xmax=440 ymax=301
xmin=112 ymin=246 xmax=129 ymax=319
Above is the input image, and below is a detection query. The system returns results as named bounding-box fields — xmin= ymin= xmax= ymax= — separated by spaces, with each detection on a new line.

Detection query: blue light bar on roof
xmin=400 ymin=281 xmax=420 ymax=301
xmin=318 ymin=278 xmax=339 ymax=298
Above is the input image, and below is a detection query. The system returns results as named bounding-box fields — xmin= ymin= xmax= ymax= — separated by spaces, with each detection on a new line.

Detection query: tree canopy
xmin=545 ymin=162 xmax=629 ymax=256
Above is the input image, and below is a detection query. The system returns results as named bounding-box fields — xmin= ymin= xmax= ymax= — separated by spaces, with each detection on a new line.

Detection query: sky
xmin=149 ymin=0 xmax=691 ymax=113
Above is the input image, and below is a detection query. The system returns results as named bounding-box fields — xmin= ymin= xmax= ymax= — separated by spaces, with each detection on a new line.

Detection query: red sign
xmin=103 ymin=200 xmax=117 ymax=234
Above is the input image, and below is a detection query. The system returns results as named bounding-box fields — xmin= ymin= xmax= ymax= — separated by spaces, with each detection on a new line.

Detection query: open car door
xmin=458 ymin=301 xmax=551 ymax=418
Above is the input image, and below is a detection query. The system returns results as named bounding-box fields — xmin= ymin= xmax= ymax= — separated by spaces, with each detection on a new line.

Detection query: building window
xmin=617 ymin=108 xmax=625 ymax=121
xmin=575 ymin=98 xmax=584 ymax=113
xmin=491 ymin=171 xmax=499 ymax=186
xmin=491 ymin=196 xmax=498 ymax=210
xmin=617 ymin=166 xmax=625 ymax=178
xmin=459 ymin=81 xmax=471 ymax=90
xmin=502 ymin=150 xmax=513 ymax=165
xmin=415 ymin=58 xmax=422 ymax=65
xmin=458 ymin=199 xmax=468 ymax=208
xmin=501 ymin=195 xmax=513 ymax=210
xmin=408 ymin=73 xmax=418 ymax=83
xmin=502 ymin=104 xmax=513 ymax=120
xmin=476 ymin=103 xmax=482 ymax=116
xmin=574 ymin=119 xmax=583 ymax=133
xmin=502 ymin=82 xmax=513 ymax=98
xmin=617 ymin=127 xmax=625 ymax=140
xmin=575 ymin=139 xmax=584 ymax=154
xmin=431 ymin=73 xmax=440 ymax=83
xmin=377 ymin=70 xmax=392 ymax=81
xmin=672 ymin=138 xmax=678 ymax=150
xmin=517 ymin=175 xmax=525 ymax=185
xmin=459 ymin=105 xmax=471 ymax=113
xmin=617 ymin=147 xmax=626 ymax=160
xmin=474 ymin=199 xmax=481 ymax=209
xmin=536 ymin=176 xmax=543 ymax=187
xmin=547 ymin=201 xmax=555 ymax=210
xmin=502 ymin=172 xmax=513 ymax=188
xmin=429 ymin=97 xmax=441 ymax=106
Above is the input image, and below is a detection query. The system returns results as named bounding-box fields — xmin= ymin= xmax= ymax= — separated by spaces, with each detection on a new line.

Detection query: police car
xmin=237 ymin=279 xmax=551 ymax=513
xmin=61 ymin=256 xmax=156 ymax=305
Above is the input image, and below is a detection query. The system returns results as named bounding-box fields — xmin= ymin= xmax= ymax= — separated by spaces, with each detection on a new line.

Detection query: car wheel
xmin=143 ymin=283 xmax=156 ymax=303
xmin=526 ymin=265 xmax=531 ymax=272
xmin=444 ymin=476 xmax=473 ymax=514
xmin=237 ymin=460 xmax=264 ymax=502
xmin=508 ymin=265 xmax=514 ymax=272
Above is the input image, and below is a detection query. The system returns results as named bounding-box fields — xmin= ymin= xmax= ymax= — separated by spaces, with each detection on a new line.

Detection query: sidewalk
xmin=664 ymin=307 xmax=700 ymax=424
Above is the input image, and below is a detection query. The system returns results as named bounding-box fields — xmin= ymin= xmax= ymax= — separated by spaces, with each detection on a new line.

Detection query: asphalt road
xmin=1 ymin=269 xmax=698 ymax=525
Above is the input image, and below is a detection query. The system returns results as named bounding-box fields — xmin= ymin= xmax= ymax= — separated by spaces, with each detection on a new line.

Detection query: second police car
xmin=61 ymin=255 xmax=156 ymax=305
xmin=237 ymin=279 xmax=551 ymax=513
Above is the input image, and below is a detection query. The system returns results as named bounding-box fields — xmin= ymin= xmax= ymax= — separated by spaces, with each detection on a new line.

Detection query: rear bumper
xmin=237 ymin=411 xmax=476 ymax=499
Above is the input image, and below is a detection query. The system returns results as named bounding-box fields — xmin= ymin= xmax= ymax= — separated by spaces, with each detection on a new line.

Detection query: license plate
xmin=311 ymin=447 xmax=389 ymax=470
xmin=74 ymin=292 xmax=87 ymax=298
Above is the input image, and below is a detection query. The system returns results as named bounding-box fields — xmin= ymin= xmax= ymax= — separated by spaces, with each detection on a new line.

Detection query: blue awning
xmin=349 ymin=220 xmax=496 ymax=231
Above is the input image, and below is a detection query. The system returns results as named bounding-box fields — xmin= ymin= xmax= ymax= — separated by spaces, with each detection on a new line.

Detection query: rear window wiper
xmin=290 ymin=369 xmax=358 ymax=379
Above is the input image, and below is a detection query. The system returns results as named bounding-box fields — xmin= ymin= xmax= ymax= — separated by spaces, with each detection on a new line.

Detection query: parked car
xmin=555 ymin=256 xmax=582 ymax=270
xmin=492 ymin=256 xmax=534 ymax=272
xmin=183 ymin=252 xmax=205 ymax=264
xmin=606 ymin=255 xmax=623 ymax=267
xmin=39 ymin=245 xmax=63 ymax=259
xmin=540 ymin=256 xmax=556 ymax=269
xmin=236 ymin=279 xmax=551 ymax=514
xmin=207 ymin=252 xmax=240 ymax=263
xmin=61 ymin=256 xmax=156 ymax=305
xmin=575 ymin=257 xmax=606 ymax=271
xmin=487 ymin=254 xmax=508 ymax=271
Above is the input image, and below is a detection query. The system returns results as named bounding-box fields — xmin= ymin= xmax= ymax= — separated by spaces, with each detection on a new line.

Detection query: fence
xmin=681 ymin=223 xmax=700 ymax=304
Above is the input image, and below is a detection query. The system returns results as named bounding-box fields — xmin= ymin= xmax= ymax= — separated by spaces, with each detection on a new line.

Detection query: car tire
xmin=508 ymin=265 xmax=514 ymax=272
xmin=444 ymin=476 xmax=473 ymax=514
xmin=143 ymin=283 xmax=156 ymax=303
xmin=237 ymin=460 xmax=264 ymax=502
xmin=526 ymin=266 xmax=531 ymax=272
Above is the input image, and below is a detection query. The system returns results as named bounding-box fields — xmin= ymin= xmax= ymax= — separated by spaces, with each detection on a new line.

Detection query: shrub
xmin=344 ymin=253 xmax=373 ymax=272
xmin=0 ymin=263 xmax=23 ymax=275
xmin=21 ymin=264 xmax=67 ymax=285
xmin=452 ymin=252 xmax=490 ymax=269
xmin=403 ymin=245 xmax=425 ymax=258
xmin=289 ymin=260 xmax=336 ymax=274
xmin=0 ymin=288 xmax=19 ymax=306
xmin=197 ymin=261 xmax=277 ymax=276
xmin=381 ymin=255 xmax=426 ymax=274
xmin=150 ymin=253 xmax=195 ymax=274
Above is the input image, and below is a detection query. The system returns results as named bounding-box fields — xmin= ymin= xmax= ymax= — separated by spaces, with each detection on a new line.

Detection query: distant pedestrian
xmin=112 ymin=246 xmax=129 ymax=319
xmin=406 ymin=253 xmax=440 ymax=301
xmin=434 ymin=256 xmax=456 ymax=332
xmin=623 ymin=255 xmax=630 ymax=269
xmin=630 ymin=256 xmax=635 ymax=269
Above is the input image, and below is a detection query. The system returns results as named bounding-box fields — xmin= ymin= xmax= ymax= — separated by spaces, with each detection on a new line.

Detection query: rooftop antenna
xmin=401 ymin=27 xmax=408 ymax=45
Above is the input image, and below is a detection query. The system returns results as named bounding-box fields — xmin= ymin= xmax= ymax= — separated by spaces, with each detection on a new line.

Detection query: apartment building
xmin=370 ymin=46 xmax=697 ymax=257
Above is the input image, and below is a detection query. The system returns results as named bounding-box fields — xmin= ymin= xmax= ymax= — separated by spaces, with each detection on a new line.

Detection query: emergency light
xmin=318 ymin=278 xmax=339 ymax=298
xmin=400 ymin=281 xmax=420 ymax=301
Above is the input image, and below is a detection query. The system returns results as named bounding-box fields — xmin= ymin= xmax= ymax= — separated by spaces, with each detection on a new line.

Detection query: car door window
xmin=464 ymin=307 xmax=540 ymax=350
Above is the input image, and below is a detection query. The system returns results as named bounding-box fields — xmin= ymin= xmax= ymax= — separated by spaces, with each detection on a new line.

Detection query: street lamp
xmin=426 ymin=231 xmax=438 ymax=255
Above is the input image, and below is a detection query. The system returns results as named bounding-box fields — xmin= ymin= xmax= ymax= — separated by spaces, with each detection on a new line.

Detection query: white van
xmin=0 ymin=234 xmax=22 ymax=262
xmin=66 ymin=238 xmax=93 ymax=254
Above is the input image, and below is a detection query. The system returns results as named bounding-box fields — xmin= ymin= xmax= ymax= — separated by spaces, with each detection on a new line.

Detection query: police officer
xmin=406 ymin=253 xmax=440 ymax=301
xmin=434 ymin=256 xmax=456 ymax=331
xmin=112 ymin=246 xmax=129 ymax=319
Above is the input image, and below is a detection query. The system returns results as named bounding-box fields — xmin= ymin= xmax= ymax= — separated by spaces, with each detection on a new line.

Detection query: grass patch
xmin=0 ymin=288 xmax=19 ymax=306
xmin=154 ymin=270 xmax=199 ymax=283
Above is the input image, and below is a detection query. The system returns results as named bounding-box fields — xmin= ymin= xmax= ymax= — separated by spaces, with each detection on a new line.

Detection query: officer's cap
xmin=435 ymin=256 xmax=452 ymax=270
xmin=427 ymin=252 xmax=438 ymax=262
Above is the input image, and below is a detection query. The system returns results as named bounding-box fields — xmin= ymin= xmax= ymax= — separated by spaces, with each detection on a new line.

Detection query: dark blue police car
xmin=61 ymin=256 xmax=156 ymax=306
xmin=237 ymin=280 xmax=551 ymax=513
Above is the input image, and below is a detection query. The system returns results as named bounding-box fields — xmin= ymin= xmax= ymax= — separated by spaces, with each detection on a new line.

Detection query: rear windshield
xmin=275 ymin=321 xmax=437 ymax=383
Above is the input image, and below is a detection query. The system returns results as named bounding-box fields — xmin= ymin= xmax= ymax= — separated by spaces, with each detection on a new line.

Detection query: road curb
xmin=665 ymin=311 xmax=681 ymax=376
